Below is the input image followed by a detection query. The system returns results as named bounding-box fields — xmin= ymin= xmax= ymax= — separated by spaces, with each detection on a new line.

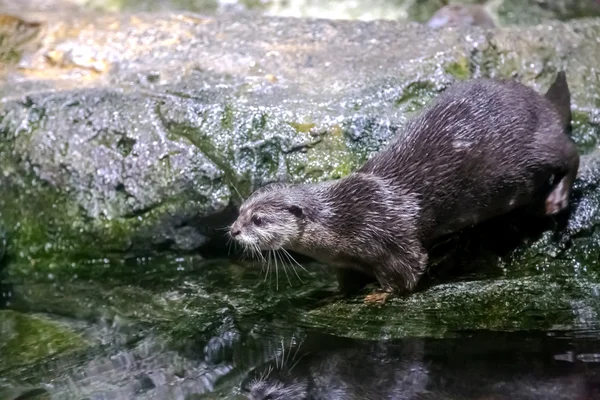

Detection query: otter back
xmin=359 ymin=75 xmax=578 ymax=245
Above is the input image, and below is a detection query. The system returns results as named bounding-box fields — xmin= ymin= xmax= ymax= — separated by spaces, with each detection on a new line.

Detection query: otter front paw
xmin=364 ymin=289 xmax=393 ymax=305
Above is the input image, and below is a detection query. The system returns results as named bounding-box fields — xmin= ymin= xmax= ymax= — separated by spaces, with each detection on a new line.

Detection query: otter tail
xmin=545 ymin=71 xmax=572 ymax=133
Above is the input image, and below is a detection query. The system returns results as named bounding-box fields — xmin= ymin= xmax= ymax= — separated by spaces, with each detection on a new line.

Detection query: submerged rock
xmin=0 ymin=309 xmax=88 ymax=371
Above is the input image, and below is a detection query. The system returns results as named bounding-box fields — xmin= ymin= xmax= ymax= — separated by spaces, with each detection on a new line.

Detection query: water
xmin=4 ymin=316 xmax=600 ymax=399
xmin=2 ymin=254 xmax=600 ymax=400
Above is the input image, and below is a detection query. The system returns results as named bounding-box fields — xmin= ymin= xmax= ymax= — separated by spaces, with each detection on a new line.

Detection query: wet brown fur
xmin=230 ymin=72 xmax=579 ymax=295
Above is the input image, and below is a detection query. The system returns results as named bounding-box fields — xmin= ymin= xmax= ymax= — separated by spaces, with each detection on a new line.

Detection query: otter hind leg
xmin=365 ymin=245 xmax=429 ymax=305
xmin=544 ymin=137 xmax=579 ymax=216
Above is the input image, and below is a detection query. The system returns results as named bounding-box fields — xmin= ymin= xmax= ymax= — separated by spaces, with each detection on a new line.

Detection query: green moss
xmin=221 ymin=104 xmax=235 ymax=130
xmin=0 ymin=387 xmax=50 ymax=400
xmin=445 ymin=57 xmax=471 ymax=81
xmin=0 ymin=310 xmax=88 ymax=371
xmin=0 ymin=180 xmax=130 ymax=275
xmin=288 ymin=121 xmax=316 ymax=133
xmin=0 ymin=164 xmax=223 ymax=279
xmin=394 ymin=81 xmax=439 ymax=112
xmin=116 ymin=136 xmax=136 ymax=157
xmin=299 ymin=275 xmax=599 ymax=340
xmin=285 ymin=124 xmax=358 ymax=183
xmin=571 ymin=110 xmax=599 ymax=153
xmin=167 ymin=121 xmax=249 ymax=197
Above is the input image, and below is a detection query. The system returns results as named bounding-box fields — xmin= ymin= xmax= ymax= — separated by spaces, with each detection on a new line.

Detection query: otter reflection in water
xmin=240 ymin=332 xmax=600 ymax=400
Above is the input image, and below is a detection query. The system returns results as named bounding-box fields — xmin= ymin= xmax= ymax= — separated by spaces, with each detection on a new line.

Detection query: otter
xmin=229 ymin=72 xmax=579 ymax=303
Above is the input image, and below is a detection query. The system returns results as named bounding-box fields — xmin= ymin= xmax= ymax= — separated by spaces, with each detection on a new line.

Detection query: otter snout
xmin=229 ymin=222 xmax=242 ymax=238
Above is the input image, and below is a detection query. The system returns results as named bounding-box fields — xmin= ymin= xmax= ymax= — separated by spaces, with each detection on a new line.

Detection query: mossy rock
xmin=0 ymin=13 xmax=598 ymax=276
xmin=0 ymin=309 xmax=88 ymax=371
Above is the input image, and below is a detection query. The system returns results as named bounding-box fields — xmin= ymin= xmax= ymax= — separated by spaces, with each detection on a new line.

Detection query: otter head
xmin=229 ymin=184 xmax=306 ymax=252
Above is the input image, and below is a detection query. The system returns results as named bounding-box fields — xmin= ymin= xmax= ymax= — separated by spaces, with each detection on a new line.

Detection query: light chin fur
xmin=235 ymin=234 xmax=280 ymax=252
xmin=235 ymin=234 xmax=259 ymax=249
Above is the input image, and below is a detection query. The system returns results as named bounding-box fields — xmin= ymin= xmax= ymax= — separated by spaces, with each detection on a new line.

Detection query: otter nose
xmin=230 ymin=228 xmax=241 ymax=237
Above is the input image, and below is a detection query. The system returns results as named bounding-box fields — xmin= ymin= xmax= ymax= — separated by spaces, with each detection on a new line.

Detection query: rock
xmin=0 ymin=309 xmax=88 ymax=371
xmin=0 ymin=11 xmax=599 ymax=275
xmin=0 ymin=387 xmax=50 ymax=400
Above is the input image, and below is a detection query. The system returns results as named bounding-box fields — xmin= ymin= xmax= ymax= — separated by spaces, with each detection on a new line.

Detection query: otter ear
xmin=288 ymin=205 xmax=303 ymax=217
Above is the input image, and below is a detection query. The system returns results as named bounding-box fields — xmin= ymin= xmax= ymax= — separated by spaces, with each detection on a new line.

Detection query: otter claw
xmin=364 ymin=291 xmax=392 ymax=305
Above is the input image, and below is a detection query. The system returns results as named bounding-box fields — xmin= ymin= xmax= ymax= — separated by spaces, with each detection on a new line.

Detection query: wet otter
xmin=229 ymin=72 xmax=579 ymax=303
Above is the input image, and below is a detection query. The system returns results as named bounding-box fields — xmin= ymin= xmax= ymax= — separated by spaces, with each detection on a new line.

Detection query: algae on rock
xmin=0 ymin=309 xmax=88 ymax=371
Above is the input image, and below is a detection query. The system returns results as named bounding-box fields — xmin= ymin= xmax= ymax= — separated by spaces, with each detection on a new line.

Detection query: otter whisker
xmin=265 ymin=364 xmax=273 ymax=379
xmin=285 ymin=335 xmax=295 ymax=366
xmin=274 ymin=249 xmax=280 ymax=290
xmin=265 ymin=251 xmax=272 ymax=283
xmin=225 ymin=236 xmax=234 ymax=256
xmin=257 ymin=246 xmax=266 ymax=263
xmin=280 ymin=249 xmax=298 ymax=279
xmin=290 ymin=344 xmax=302 ymax=366
xmin=244 ymin=242 xmax=263 ymax=266
xmin=280 ymin=338 xmax=286 ymax=370
xmin=259 ymin=363 xmax=272 ymax=382
xmin=274 ymin=340 xmax=282 ymax=370
xmin=240 ymin=243 xmax=252 ymax=262
xmin=281 ymin=248 xmax=307 ymax=283
xmin=277 ymin=250 xmax=293 ymax=288
xmin=282 ymin=248 xmax=309 ymax=275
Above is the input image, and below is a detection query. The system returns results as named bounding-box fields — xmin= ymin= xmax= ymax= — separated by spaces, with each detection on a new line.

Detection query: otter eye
xmin=288 ymin=205 xmax=303 ymax=217
xmin=252 ymin=215 xmax=262 ymax=226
